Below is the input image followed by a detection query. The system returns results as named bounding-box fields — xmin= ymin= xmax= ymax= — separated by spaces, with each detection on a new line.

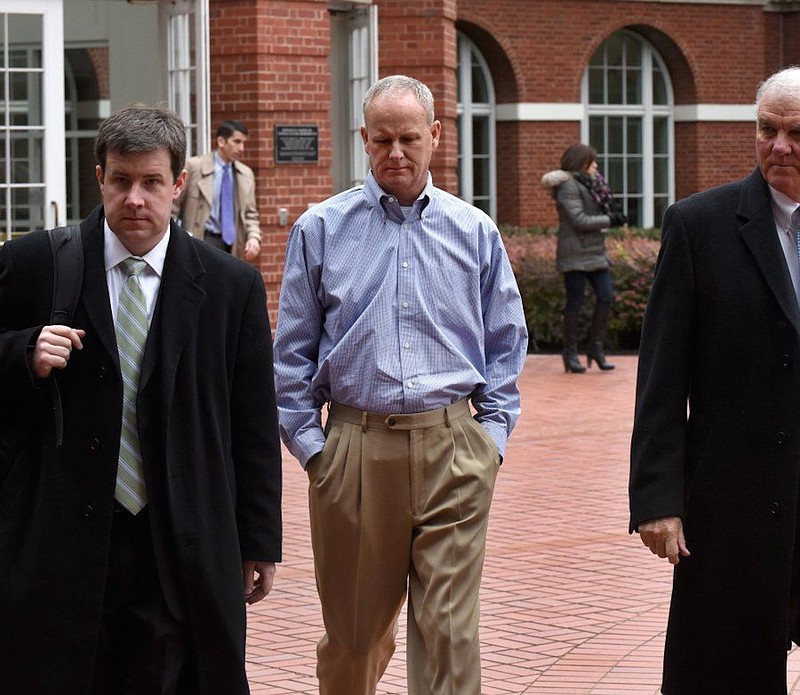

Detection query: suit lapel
xmin=79 ymin=208 xmax=119 ymax=368
xmin=138 ymin=222 xmax=206 ymax=396
xmin=738 ymin=169 xmax=800 ymax=334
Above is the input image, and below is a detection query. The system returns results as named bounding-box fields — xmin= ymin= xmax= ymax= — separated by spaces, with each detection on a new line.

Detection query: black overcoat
xmin=630 ymin=169 xmax=800 ymax=694
xmin=0 ymin=207 xmax=282 ymax=694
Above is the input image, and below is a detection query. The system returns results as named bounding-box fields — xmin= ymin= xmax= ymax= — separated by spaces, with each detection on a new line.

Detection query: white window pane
xmin=457 ymin=32 xmax=496 ymax=219
xmin=585 ymin=31 xmax=673 ymax=229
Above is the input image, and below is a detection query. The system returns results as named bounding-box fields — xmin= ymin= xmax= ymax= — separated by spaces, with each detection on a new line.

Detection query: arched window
xmin=457 ymin=33 xmax=496 ymax=219
xmin=583 ymin=31 xmax=673 ymax=229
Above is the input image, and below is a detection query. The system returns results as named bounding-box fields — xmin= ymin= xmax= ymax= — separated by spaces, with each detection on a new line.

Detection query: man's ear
xmin=430 ymin=120 xmax=442 ymax=151
xmin=95 ymin=164 xmax=104 ymax=190
xmin=173 ymin=169 xmax=188 ymax=199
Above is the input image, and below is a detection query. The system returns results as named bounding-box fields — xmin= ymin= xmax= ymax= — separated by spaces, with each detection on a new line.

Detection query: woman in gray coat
xmin=541 ymin=143 xmax=627 ymax=373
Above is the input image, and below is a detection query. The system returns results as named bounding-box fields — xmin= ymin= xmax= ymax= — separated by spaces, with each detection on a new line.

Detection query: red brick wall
xmin=87 ymin=48 xmax=110 ymax=100
xmin=506 ymin=121 xmax=580 ymax=227
xmin=210 ymin=0 xmax=333 ymax=323
xmin=376 ymin=0 xmax=459 ymax=194
xmin=454 ymin=0 xmax=786 ymax=227
xmin=210 ymin=0 xmax=461 ymax=323
xmin=208 ymin=0 xmax=800 ymax=315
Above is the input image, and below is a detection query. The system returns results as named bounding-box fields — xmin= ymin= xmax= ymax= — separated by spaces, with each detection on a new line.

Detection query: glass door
xmin=160 ymin=0 xmax=209 ymax=159
xmin=330 ymin=2 xmax=377 ymax=193
xmin=0 ymin=0 xmax=65 ymax=240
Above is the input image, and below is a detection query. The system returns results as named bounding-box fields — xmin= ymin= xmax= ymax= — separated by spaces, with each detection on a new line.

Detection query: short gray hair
xmin=94 ymin=103 xmax=187 ymax=182
xmin=755 ymin=66 xmax=800 ymax=110
xmin=362 ymin=75 xmax=435 ymax=126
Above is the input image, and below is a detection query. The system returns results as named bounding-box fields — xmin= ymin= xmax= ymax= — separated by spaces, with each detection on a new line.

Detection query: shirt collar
xmin=104 ymin=218 xmax=170 ymax=277
xmin=363 ymin=170 xmax=433 ymax=219
xmin=214 ymin=151 xmax=232 ymax=171
xmin=768 ymin=184 xmax=800 ymax=235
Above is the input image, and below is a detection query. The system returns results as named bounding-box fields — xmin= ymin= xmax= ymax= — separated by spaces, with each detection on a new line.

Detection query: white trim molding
xmin=673 ymin=104 xmax=755 ymax=122
xmin=497 ymin=102 xmax=756 ymax=123
xmin=496 ymin=103 xmax=584 ymax=122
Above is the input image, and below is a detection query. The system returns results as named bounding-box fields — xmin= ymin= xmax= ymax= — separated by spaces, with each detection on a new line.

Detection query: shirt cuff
xmin=290 ymin=428 xmax=326 ymax=469
xmin=478 ymin=419 xmax=508 ymax=459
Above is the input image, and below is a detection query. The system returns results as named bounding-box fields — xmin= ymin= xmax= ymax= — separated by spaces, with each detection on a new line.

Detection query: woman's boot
xmin=586 ymin=301 xmax=615 ymax=370
xmin=562 ymin=312 xmax=586 ymax=373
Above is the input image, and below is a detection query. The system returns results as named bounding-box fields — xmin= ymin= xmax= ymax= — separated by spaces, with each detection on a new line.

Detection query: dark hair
xmin=560 ymin=143 xmax=597 ymax=173
xmin=217 ymin=120 xmax=248 ymax=139
xmin=94 ymin=104 xmax=187 ymax=182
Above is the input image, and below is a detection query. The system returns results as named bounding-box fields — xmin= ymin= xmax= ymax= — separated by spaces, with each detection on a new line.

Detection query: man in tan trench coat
xmin=174 ymin=120 xmax=262 ymax=261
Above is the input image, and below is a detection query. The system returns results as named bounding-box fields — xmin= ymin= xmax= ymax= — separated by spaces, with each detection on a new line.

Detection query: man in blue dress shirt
xmin=273 ymin=74 xmax=527 ymax=695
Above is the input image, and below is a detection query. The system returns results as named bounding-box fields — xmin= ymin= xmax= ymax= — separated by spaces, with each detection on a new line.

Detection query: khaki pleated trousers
xmin=308 ymin=399 xmax=500 ymax=695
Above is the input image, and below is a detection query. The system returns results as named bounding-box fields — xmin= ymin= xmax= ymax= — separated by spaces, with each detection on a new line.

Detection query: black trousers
xmin=203 ymin=229 xmax=232 ymax=253
xmin=91 ymin=505 xmax=195 ymax=695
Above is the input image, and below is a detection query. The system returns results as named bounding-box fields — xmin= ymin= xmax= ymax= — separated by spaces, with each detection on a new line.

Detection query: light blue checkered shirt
xmin=273 ymin=171 xmax=528 ymax=467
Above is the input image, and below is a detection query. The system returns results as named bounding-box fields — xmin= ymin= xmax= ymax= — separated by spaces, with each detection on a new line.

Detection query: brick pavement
xmin=245 ymin=354 xmax=800 ymax=694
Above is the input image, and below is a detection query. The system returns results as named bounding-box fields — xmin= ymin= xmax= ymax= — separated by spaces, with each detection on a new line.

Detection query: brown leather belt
xmin=328 ymin=398 xmax=470 ymax=431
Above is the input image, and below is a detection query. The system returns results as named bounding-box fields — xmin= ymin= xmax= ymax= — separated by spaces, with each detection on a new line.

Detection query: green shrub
xmin=502 ymin=226 xmax=660 ymax=352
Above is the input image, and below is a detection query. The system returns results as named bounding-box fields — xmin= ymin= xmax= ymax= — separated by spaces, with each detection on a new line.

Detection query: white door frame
xmin=0 ymin=0 xmax=65 ymax=235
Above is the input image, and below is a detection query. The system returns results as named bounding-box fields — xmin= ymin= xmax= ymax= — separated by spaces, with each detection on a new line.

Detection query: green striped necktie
xmin=115 ymin=257 xmax=149 ymax=514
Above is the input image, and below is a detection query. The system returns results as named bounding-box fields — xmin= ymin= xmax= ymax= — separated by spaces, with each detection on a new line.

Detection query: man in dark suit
xmin=0 ymin=104 xmax=282 ymax=694
xmin=630 ymin=66 xmax=800 ymax=693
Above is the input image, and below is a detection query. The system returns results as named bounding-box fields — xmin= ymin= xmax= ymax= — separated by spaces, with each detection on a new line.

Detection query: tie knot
xmin=121 ymin=257 xmax=147 ymax=278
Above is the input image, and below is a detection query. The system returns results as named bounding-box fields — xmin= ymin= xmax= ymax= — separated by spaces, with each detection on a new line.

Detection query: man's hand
xmin=638 ymin=516 xmax=690 ymax=565
xmin=243 ymin=238 xmax=261 ymax=262
xmin=31 ymin=325 xmax=86 ymax=379
xmin=243 ymin=560 xmax=275 ymax=605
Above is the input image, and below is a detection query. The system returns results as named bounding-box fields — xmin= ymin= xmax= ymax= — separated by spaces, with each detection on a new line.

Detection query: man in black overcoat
xmin=0 ymin=104 xmax=282 ymax=694
xmin=630 ymin=66 xmax=800 ymax=694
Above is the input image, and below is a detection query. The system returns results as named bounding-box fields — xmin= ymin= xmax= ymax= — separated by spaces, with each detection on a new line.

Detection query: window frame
xmin=457 ymin=32 xmax=497 ymax=220
xmin=0 ymin=0 xmax=65 ymax=239
xmin=160 ymin=0 xmax=209 ymax=159
xmin=581 ymin=30 xmax=674 ymax=229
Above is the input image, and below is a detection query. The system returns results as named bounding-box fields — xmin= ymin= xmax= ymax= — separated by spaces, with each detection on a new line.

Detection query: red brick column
xmin=375 ymin=0 xmax=458 ymax=195
xmin=209 ymin=0 xmax=333 ymax=324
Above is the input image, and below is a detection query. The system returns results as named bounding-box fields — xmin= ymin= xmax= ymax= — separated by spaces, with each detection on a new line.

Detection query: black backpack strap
xmin=46 ymin=225 xmax=83 ymax=448
xmin=48 ymin=225 xmax=83 ymax=326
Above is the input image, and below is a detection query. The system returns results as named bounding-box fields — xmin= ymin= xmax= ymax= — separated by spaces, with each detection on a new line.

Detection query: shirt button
xmin=402 ymin=301 xmax=410 ymax=308
xmin=404 ymin=342 xmax=411 ymax=349
xmin=402 ymin=261 xmax=409 ymax=268
xmin=407 ymin=381 xmax=415 ymax=388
